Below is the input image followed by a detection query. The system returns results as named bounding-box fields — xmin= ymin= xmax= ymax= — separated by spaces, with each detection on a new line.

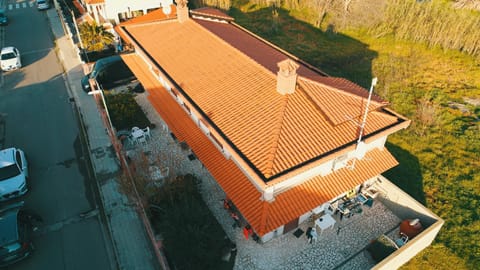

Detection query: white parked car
xmin=36 ymin=0 xmax=50 ymax=10
xmin=0 ymin=148 xmax=29 ymax=201
xmin=0 ymin=47 xmax=21 ymax=71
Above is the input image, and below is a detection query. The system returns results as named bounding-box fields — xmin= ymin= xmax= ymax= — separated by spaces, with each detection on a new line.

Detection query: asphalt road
xmin=0 ymin=2 xmax=114 ymax=269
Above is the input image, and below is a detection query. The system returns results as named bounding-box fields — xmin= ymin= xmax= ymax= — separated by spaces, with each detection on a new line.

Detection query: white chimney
xmin=175 ymin=0 xmax=189 ymax=23
xmin=276 ymin=59 xmax=299 ymax=95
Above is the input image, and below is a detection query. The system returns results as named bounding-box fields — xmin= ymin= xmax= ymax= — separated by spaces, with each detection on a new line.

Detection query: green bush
xmin=104 ymin=92 xmax=151 ymax=131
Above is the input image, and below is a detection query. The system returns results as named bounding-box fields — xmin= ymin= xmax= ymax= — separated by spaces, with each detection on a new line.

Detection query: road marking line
xmin=34 ymin=209 xmax=99 ymax=235
xmin=16 ymin=3 xmax=19 ymax=9
xmin=22 ymin=2 xmax=27 ymax=8
xmin=21 ymin=48 xmax=54 ymax=56
xmin=8 ymin=4 xmax=12 ymax=10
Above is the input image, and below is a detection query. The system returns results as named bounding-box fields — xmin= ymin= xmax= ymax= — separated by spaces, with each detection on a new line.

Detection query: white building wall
xmin=271 ymin=135 xmax=389 ymax=196
xmin=104 ymin=0 xmax=163 ymax=23
xmin=298 ymin=211 xmax=311 ymax=224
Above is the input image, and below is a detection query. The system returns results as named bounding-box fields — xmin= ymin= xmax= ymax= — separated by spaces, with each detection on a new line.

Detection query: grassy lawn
xmin=228 ymin=3 xmax=480 ymax=269
xmin=104 ymin=92 xmax=151 ymax=131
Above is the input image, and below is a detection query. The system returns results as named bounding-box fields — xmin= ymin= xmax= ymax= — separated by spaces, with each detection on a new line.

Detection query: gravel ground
xmin=127 ymin=92 xmax=402 ymax=270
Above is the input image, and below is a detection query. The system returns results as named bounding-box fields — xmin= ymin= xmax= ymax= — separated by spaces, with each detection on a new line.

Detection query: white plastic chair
xmin=143 ymin=127 xmax=151 ymax=140
xmin=150 ymin=167 xmax=169 ymax=187
xmin=160 ymin=167 xmax=169 ymax=178
xmin=395 ymin=233 xmax=409 ymax=248
xmin=136 ymin=135 xmax=147 ymax=145
xmin=131 ymin=126 xmax=140 ymax=133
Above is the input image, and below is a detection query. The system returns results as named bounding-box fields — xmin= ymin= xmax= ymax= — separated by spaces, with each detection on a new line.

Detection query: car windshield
xmin=90 ymin=62 xmax=102 ymax=78
xmin=1 ymin=53 xmax=16 ymax=61
xmin=38 ymin=0 xmax=46 ymax=4
xmin=0 ymin=164 xmax=20 ymax=181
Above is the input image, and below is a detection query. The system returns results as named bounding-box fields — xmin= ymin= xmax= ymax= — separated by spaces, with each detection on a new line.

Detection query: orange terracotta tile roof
xmin=119 ymin=18 xmax=407 ymax=181
xmin=194 ymin=18 xmax=385 ymax=103
xmin=119 ymin=5 xmax=177 ymax=26
xmin=121 ymin=54 xmax=401 ymax=235
xmin=85 ymin=0 xmax=104 ymax=4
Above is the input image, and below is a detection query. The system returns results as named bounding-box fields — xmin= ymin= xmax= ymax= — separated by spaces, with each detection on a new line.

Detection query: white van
xmin=36 ymin=0 xmax=50 ymax=10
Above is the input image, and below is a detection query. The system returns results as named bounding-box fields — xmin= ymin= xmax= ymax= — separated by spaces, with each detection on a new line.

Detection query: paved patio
xmin=124 ymin=92 xmax=403 ymax=270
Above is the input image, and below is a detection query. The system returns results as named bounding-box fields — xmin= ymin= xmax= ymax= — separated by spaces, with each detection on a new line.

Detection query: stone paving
xmin=127 ymin=92 xmax=403 ymax=270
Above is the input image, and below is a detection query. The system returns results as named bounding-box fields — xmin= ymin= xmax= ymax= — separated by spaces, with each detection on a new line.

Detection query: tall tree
xmin=79 ymin=21 xmax=114 ymax=51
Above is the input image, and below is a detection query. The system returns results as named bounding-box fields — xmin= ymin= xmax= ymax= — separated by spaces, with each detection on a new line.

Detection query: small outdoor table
xmin=315 ymin=213 xmax=336 ymax=234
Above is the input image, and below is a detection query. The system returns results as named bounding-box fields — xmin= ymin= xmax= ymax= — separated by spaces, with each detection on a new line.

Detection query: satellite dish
xmin=162 ymin=5 xmax=171 ymax=15
xmin=160 ymin=0 xmax=173 ymax=15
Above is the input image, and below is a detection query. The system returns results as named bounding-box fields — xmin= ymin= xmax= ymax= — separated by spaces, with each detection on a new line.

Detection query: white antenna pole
xmin=356 ymin=77 xmax=377 ymax=145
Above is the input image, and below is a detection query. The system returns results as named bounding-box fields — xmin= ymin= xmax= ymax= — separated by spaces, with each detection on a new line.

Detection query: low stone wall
xmin=372 ymin=176 xmax=444 ymax=270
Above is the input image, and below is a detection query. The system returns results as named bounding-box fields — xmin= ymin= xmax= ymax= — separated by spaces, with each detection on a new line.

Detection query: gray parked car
xmin=0 ymin=202 xmax=35 ymax=267
xmin=0 ymin=9 xmax=7 ymax=26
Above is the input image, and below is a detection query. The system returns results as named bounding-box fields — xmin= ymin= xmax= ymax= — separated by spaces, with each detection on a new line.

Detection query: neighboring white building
xmin=79 ymin=0 xmax=172 ymax=24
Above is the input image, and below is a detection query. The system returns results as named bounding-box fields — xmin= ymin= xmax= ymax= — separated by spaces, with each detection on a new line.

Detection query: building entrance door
xmin=283 ymin=218 xmax=299 ymax=234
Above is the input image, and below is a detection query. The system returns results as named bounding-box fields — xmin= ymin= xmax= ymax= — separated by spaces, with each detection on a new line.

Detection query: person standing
xmin=231 ymin=212 xmax=240 ymax=228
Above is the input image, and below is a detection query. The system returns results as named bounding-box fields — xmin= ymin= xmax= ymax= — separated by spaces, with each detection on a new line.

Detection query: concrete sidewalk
xmin=47 ymin=4 xmax=161 ymax=270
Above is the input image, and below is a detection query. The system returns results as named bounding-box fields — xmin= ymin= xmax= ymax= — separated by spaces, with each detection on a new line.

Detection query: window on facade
xmin=199 ymin=118 xmax=210 ymax=134
xmin=210 ymin=133 xmax=222 ymax=149
xmin=183 ymin=103 xmax=191 ymax=114
xmin=147 ymin=8 xmax=160 ymax=13
xmin=118 ymin=12 xmax=128 ymax=22
xmin=131 ymin=10 xmax=144 ymax=18
xmin=171 ymin=89 xmax=178 ymax=97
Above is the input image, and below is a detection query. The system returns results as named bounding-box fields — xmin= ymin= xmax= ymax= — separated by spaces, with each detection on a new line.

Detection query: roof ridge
xmin=263 ymin=96 xmax=291 ymax=178
xmin=190 ymin=7 xmax=234 ymax=21
xmin=295 ymin=80 xmax=337 ymax=126
xmin=299 ymin=76 xmax=386 ymax=107
xmin=296 ymin=76 xmax=388 ymax=126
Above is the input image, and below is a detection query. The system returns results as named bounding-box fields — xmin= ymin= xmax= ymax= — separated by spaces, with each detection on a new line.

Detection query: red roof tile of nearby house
xmin=73 ymin=0 xmax=86 ymax=14
xmin=190 ymin=7 xmax=234 ymax=21
xmin=118 ymin=18 xmax=406 ymax=181
xmin=121 ymin=53 xmax=400 ymax=235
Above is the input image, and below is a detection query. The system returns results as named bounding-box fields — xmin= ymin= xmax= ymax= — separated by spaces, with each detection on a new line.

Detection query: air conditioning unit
xmin=332 ymin=154 xmax=348 ymax=171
